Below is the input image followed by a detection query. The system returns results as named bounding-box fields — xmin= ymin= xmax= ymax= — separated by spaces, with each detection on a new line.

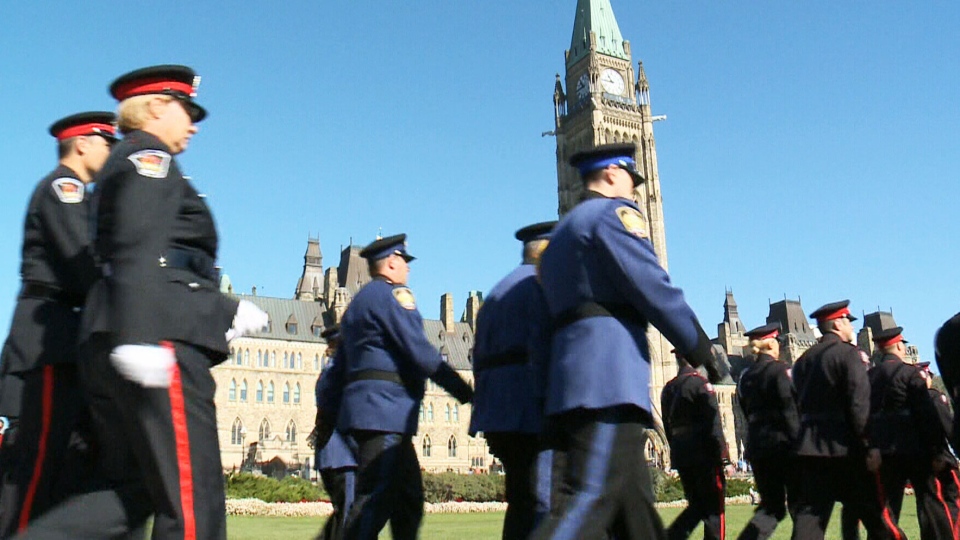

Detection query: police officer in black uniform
xmin=735 ymin=323 xmax=799 ymax=540
xmin=17 ymin=65 xmax=268 ymax=540
xmin=935 ymin=314 xmax=960 ymax=453
xmin=469 ymin=221 xmax=555 ymax=540
xmin=0 ymin=112 xmax=116 ymax=535
xmin=867 ymin=327 xmax=945 ymax=538
xmin=312 ymin=325 xmax=357 ymax=540
xmin=918 ymin=362 xmax=960 ymax=536
xmin=315 ymin=234 xmax=473 ymax=540
xmin=533 ymin=143 xmax=721 ymax=540
xmin=790 ymin=300 xmax=904 ymax=540
xmin=662 ymin=351 xmax=733 ymax=540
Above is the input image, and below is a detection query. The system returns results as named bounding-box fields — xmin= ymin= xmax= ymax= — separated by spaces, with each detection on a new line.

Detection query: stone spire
xmin=723 ymin=289 xmax=745 ymax=334
xmin=567 ymin=0 xmax=630 ymax=68
xmin=295 ymin=236 xmax=323 ymax=301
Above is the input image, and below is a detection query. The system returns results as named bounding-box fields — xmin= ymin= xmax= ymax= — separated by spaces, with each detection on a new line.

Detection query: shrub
xmin=225 ymin=472 xmax=327 ymax=503
xmin=422 ymin=472 xmax=505 ymax=503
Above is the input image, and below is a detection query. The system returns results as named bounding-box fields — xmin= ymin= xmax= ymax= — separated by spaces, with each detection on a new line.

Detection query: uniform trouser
xmin=0 ymin=364 xmax=90 ymax=538
xmin=912 ymin=461 xmax=960 ymax=540
xmin=530 ymin=407 xmax=666 ymax=540
xmin=668 ymin=464 xmax=726 ymax=540
xmin=14 ymin=336 xmax=226 ymax=540
xmin=316 ymin=467 xmax=356 ymax=540
xmin=342 ymin=431 xmax=423 ymax=540
xmin=487 ymin=432 xmax=552 ymax=540
xmin=737 ymin=456 xmax=794 ymax=540
xmin=789 ymin=456 xmax=905 ymax=540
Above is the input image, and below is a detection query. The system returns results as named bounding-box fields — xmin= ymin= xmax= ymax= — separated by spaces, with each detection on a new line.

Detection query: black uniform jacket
xmin=82 ymin=130 xmax=237 ymax=359
xmin=867 ymin=354 xmax=937 ymax=457
xmin=792 ymin=332 xmax=870 ymax=458
xmin=661 ymin=365 xmax=728 ymax=469
xmin=929 ymin=388 xmax=957 ymax=468
xmin=736 ymin=353 xmax=800 ymax=461
xmin=2 ymin=164 xmax=98 ymax=373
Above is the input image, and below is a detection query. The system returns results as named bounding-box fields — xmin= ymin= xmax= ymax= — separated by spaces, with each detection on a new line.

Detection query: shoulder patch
xmin=705 ymin=382 xmax=715 ymax=393
xmin=51 ymin=178 xmax=84 ymax=203
xmin=786 ymin=368 xmax=793 ymax=380
xmin=615 ymin=206 xmax=648 ymax=238
xmin=392 ymin=287 xmax=417 ymax=310
xmin=942 ymin=394 xmax=949 ymax=404
xmin=128 ymin=150 xmax=171 ymax=178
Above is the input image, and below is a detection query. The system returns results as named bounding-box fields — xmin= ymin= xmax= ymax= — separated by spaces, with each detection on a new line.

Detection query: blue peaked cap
xmin=569 ymin=143 xmax=645 ymax=186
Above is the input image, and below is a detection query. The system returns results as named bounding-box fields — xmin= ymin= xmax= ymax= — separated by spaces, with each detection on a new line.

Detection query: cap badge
xmin=52 ymin=178 xmax=84 ymax=203
xmin=615 ymin=207 xmax=648 ymax=239
xmin=128 ymin=150 xmax=171 ymax=179
xmin=392 ymin=287 xmax=417 ymax=310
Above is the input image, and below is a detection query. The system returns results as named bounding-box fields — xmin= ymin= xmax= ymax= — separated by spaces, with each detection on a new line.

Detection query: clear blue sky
xmin=1 ymin=2 xmax=957 ymax=364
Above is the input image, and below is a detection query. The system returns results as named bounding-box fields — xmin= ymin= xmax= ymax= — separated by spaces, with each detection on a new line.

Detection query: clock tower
xmin=552 ymin=0 xmax=674 ymax=464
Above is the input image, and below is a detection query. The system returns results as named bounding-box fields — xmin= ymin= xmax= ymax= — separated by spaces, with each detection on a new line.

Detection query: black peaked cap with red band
xmin=873 ymin=326 xmax=908 ymax=348
xmin=809 ymin=299 xmax=858 ymax=322
xmin=109 ymin=65 xmax=207 ymax=122
xmin=745 ymin=322 xmax=781 ymax=341
xmin=49 ymin=111 xmax=118 ymax=142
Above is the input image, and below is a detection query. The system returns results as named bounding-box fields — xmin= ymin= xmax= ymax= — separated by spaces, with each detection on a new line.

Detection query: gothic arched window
xmin=229 ymin=379 xmax=237 ymax=401
xmin=267 ymin=381 xmax=275 ymax=403
xmin=422 ymin=435 xmax=432 ymax=457
xmin=294 ymin=383 xmax=301 ymax=404
xmin=283 ymin=383 xmax=290 ymax=403
xmin=240 ymin=380 xmax=248 ymax=402
xmin=231 ymin=418 xmax=244 ymax=445
xmin=256 ymin=381 xmax=264 ymax=402
xmin=258 ymin=418 xmax=270 ymax=441
xmin=285 ymin=420 xmax=297 ymax=442
xmin=447 ymin=436 xmax=457 ymax=457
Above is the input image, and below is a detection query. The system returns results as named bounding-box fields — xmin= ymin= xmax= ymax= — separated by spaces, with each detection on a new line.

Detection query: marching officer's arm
xmin=595 ymin=203 xmax=719 ymax=381
xmin=383 ymin=287 xmax=473 ymax=404
xmin=777 ymin=365 xmax=801 ymax=442
xmin=660 ymin=383 xmax=674 ymax=437
xmin=312 ymin=348 xmax=345 ymax=449
xmin=907 ymin=370 xmax=942 ymax=456
xmin=39 ymin=176 xmax=98 ymax=294
xmin=526 ymin=285 xmax=552 ymax=402
xmin=842 ymin=351 xmax=873 ymax=451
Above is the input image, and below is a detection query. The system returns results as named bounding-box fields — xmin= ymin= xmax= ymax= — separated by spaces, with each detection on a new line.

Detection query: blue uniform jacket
xmin=315 ymin=369 xmax=357 ymax=470
xmin=538 ymin=192 xmax=709 ymax=416
xmin=469 ymin=263 xmax=550 ymax=436
xmin=322 ymin=277 xmax=453 ymax=436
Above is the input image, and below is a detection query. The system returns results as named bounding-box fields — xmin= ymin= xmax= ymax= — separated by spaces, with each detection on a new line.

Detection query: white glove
xmin=226 ymin=300 xmax=269 ymax=342
xmin=110 ymin=344 xmax=176 ymax=388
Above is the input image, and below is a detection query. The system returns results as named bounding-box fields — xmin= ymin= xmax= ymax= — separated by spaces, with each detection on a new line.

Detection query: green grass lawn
xmin=226 ymin=499 xmax=921 ymax=539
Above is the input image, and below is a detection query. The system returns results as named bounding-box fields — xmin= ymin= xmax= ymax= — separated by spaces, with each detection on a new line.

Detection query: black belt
xmin=162 ymin=248 xmax=219 ymax=282
xmin=349 ymin=369 xmax=404 ymax=385
xmin=475 ymin=350 xmax=527 ymax=372
xmin=19 ymin=282 xmax=84 ymax=309
xmin=554 ymin=302 xmax=647 ymax=331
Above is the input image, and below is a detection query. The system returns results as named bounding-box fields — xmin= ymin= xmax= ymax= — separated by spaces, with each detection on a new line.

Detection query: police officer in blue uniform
xmin=790 ymin=300 xmax=904 ymax=540
xmin=312 ymin=325 xmax=357 ymax=540
xmin=469 ymin=221 xmax=555 ymax=540
xmin=533 ymin=143 xmax=721 ymax=540
xmin=662 ymin=351 xmax=733 ymax=540
xmin=735 ymin=323 xmax=799 ymax=540
xmin=315 ymin=234 xmax=473 ymax=540
xmin=0 ymin=112 xmax=116 ymax=536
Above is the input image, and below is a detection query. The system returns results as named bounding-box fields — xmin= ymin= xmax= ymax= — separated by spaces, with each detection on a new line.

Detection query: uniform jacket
xmin=321 ymin=277 xmax=468 ymax=436
xmin=538 ymin=192 xmax=714 ymax=416
xmin=2 ymin=164 xmax=98 ymax=373
xmin=82 ymin=130 xmax=237 ymax=358
xmin=469 ymin=263 xmax=549 ymax=436
xmin=792 ymin=333 xmax=870 ymax=457
xmin=867 ymin=354 xmax=937 ymax=457
xmin=661 ymin=365 xmax=728 ymax=469
xmin=315 ymin=368 xmax=357 ymax=470
xmin=928 ymin=388 xmax=958 ymax=468
xmin=736 ymin=354 xmax=800 ymax=461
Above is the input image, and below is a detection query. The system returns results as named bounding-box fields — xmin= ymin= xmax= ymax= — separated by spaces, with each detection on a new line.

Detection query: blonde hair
xmin=750 ymin=337 xmax=777 ymax=356
xmin=117 ymin=94 xmax=171 ymax=134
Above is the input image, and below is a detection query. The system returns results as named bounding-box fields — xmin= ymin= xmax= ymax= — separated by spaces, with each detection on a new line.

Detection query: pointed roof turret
xmin=567 ymin=0 xmax=629 ymax=68
xmin=723 ymin=289 xmax=745 ymax=334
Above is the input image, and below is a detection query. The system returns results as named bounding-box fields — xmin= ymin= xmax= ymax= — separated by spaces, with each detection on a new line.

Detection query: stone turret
xmin=441 ymin=293 xmax=455 ymax=334
xmin=295 ymin=237 xmax=323 ymax=301
xmin=462 ymin=291 xmax=482 ymax=331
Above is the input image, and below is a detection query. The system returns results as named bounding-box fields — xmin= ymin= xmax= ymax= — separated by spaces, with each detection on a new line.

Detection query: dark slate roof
xmin=423 ymin=320 xmax=474 ymax=371
xmin=337 ymin=245 xmax=371 ymax=296
xmin=231 ymin=294 xmax=329 ymax=343
xmin=862 ymin=311 xmax=898 ymax=335
xmin=766 ymin=299 xmax=816 ymax=341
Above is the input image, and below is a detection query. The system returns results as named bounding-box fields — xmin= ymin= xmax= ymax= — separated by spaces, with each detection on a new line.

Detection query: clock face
xmin=576 ymin=73 xmax=590 ymax=100
xmin=600 ymin=69 xmax=625 ymax=95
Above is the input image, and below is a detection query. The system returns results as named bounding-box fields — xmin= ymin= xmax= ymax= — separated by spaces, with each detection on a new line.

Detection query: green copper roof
xmin=567 ymin=0 xmax=629 ymax=67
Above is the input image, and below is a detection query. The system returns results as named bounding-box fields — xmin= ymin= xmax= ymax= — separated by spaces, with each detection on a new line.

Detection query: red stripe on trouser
xmin=873 ymin=471 xmax=903 ymax=540
xmin=18 ymin=365 xmax=54 ymax=532
xmin=716 ymin=467 xmax=725 ymax=540
xmin=164 ymin=342 xmax=196 ymax=540
xmin=934 ymin=477 xmax=956 ymax=540
xmin=951 ymin=470 xmax=960 ymax=540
